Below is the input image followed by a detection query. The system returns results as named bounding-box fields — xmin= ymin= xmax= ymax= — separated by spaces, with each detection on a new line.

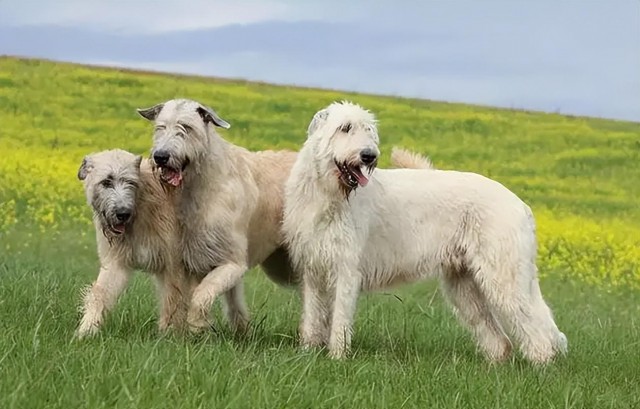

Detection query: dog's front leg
xmin=76 ymin=263 xmax=132 ymax=339
xmin=300 ymin=270 xmax=332 ymax=349
xmin=222 ymin=281 xmax=250 ymax=334
xmin=327 ymin=268 xmax=362 ymax=359
xmin=187 ymin=262 xmax=248 ymax=333
xmin=155 ymin=271 xmax=190 ymax=333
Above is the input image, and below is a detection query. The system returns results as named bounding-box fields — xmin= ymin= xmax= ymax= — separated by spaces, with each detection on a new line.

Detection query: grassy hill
xmin=0 ymin=56 xmax=639 ymax=408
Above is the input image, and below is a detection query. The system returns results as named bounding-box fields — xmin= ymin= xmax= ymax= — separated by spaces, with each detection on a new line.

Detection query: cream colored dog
xmin=138 ymin=99 xmax=297 ymax=333
xmin=76 ymin=150 xmax=193 ymax=338
xmin=283 ymin=101 xmax=567 ymax=364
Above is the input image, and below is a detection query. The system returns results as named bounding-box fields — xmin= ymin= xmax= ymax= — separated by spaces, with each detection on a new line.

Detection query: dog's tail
xmin=390 ymin=147 xmax=434 ymax=169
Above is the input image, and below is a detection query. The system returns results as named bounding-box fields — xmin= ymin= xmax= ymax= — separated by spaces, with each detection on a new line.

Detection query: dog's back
xmin=243 ymin=149 xmax=298 ymax=282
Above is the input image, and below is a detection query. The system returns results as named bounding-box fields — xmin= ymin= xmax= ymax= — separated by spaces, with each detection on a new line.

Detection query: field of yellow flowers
xmin=1 ymin=56 xmax=638 ymax=290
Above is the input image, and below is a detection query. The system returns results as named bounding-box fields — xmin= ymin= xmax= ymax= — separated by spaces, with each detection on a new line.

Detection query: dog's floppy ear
xmin=137 ymin=103 xmax=164 ymax=121
xmin=307 ymin=109 xmax=329 ymax=135
xmin=196 ymin=105 xmax=231 ymax=129
xmin=77 ymin=156 xmax=93 ymax=181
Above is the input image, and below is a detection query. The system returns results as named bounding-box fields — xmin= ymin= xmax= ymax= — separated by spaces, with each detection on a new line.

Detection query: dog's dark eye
xmin=101 ymin=179 xmax=113 ymax=188
xmin=154 ymin=125 xmax=166 ymax=132
xmin=340 ymin=123 xmax=352 ymax=133
xmin=180 ymin=123 xmax=192 ymax=133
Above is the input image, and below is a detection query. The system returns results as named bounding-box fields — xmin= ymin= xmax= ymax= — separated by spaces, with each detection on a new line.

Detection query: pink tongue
xmin=166 ymin=170 xmax=183 ymax=187
xmin=353 ymin=168 xmax=369 ymax=187
xmin=113 ymin=224 xmax=125 ymax=234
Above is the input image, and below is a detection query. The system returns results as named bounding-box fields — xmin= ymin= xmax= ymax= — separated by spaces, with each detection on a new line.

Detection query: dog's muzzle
xmin=334 ymin=156 xmax=377 ymax=191
xmin=153 ymin=151 xmax=189 ymax=187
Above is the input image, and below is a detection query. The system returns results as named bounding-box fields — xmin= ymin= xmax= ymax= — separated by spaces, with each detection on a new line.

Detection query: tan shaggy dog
xmin=75 ymin=149 xmax=194 ymax=338
xmin=138 ymin=99 xmax=298 ymax=333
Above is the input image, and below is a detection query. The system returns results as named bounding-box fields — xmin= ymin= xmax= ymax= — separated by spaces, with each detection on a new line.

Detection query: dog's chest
xmin=126 ymin=234 xmax=165 ymax=273
xmin=296 ymin=219 xmax=356 ymax=269
xmin=181 ymin=226 xmax=231 ymax=275
xmin=134 ymin=243 xmax=157 ymax=270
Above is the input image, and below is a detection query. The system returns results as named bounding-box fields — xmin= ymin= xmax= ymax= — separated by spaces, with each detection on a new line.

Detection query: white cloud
xmin=0 ymin=0 xmax=292 ymax=33
xmin=0 ymin=0 xmax=373 ymax=33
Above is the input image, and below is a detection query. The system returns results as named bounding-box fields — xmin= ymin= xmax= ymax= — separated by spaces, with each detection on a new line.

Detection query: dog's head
xmin=306 ymin=101 xmax=380 ymax=195
xmin=77 ymin=149 xmax=142 ymax=237
xmin=137 ymin=99 xmax=230 ymax=188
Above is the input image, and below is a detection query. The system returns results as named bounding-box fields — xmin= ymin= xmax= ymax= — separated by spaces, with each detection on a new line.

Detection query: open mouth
xmin=99 ymin=211 xmax=129 ymax=237
xmin=101 ymin=219 xmax=126 ymax=237
xmin=110 ymin=223 xmax=126 ymax=235
xmin=334 ymin=159 xmax=375 ymax=190
xmin=158 ymin=160 xmax=189 ymax=187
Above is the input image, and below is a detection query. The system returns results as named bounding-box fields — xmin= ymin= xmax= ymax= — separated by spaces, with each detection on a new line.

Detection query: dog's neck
xmin=287 ymin=145 xmax=351 ymax=215
xmin=139 ymin=159 xmax=175 ymax=221
xmin=177 ymin=130 xmax=232 ymax=221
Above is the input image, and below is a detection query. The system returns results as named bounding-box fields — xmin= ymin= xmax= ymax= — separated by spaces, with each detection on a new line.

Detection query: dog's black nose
xmin=153 ymin=150 xmax=170 ymax=166
xmin=360 ymin=149 xmax=378 ymax=165
xmin=115 ymin=209 xmax=132 ymax=223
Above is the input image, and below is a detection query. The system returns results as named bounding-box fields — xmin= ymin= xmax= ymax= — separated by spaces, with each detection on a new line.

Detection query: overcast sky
xmin=1 ymin=0 xmax=639 ymax=121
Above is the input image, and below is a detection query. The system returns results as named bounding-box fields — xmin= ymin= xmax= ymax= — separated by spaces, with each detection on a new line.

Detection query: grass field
xmin=0 ymin=56 xmax=639 ymax=408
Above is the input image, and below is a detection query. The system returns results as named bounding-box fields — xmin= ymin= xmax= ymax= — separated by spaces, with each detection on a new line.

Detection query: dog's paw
xmin=300 ymin=341 xmax=322 ymax=352
xmin=327 ymin=347 xmax=348 ymax=360
xmin=75 ymin=323 xmax=99 ymax=340
xmin=187 ymin=311 xmax=211 ymax=335
xmin=229 ymin=315 xmax=251 ymax=336
xmin=299 ymin=333 xmax=327 ymax=350
xmin=556 ymin=332 xmax=568 ymax=355
xmin=187 ymin=323 xmax=206 ymax=335
xmin=483 ymin=337 xmax=513 ymax=363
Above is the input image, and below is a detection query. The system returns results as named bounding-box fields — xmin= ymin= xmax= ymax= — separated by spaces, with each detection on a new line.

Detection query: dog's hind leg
xmin=76 ymin=263 xmax=132 ymax=339
xmin=222 ymin=282 xmax=250 ymax=334
xmin=526 ymin=275 xmax=568 ymax=356
xmin=476 ymin=260 xmax=567 ymax=365
xmin=442 ymin=270 xmax=512 ymax=362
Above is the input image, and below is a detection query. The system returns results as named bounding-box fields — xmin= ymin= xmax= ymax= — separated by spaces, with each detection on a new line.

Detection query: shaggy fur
xmin=76 ymin=150 xmax=193 ymax=338
xmin=283 ymin=101 xmax=567 ymax=364
xmin=138 ymin=99 xmax=297 ymax=333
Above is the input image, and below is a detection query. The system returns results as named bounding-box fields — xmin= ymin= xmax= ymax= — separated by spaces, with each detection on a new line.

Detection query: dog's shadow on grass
xmin=351 ymin=332 xmax=476 ymax=365
xmin=174 ymin=315 xmax=482 ymax=365
xmin=351 ymin=335 xmax=541 ymax=370
xmin=102 ymin=313 xmax=550 ymax=370
xmin=177 ymin=313 xmax=300 ymax=352
xmin=353 ymin=332 xmax=566 ymax=370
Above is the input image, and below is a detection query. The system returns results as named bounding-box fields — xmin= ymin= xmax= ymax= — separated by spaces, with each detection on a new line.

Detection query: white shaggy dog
xmin=283 ymin=101 xmax=567 ymax=363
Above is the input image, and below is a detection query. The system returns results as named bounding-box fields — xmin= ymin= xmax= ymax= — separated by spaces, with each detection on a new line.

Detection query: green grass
xmin=1 ymin=56 xmax=639 ymax=408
